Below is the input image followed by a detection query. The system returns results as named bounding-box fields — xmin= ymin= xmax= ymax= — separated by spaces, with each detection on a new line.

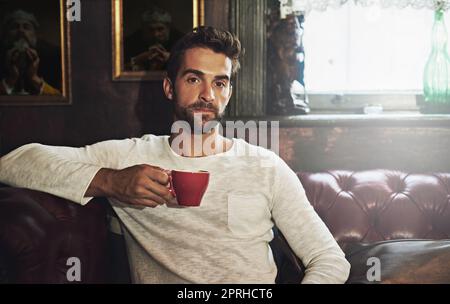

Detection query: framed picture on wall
xmin=112 ymin=0 xmax=204 ymax=81
xmin=0 ymin=0 xmax=71 ymax=105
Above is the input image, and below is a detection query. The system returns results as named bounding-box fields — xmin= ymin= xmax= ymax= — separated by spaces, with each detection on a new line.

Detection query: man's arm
xmin=87 ymin=165 xmax=176 ymax=207
xmin=270 ymin=156 xmax=351 ymax=284
xmin=0 ymin=139 xmax=175 ymax=207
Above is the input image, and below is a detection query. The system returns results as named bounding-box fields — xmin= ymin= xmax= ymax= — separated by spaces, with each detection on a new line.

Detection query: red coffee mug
xmin=167 ymin=170 xmax=210 ymax=207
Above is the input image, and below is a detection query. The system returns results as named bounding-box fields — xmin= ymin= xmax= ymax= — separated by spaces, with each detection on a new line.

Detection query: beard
xmin=2 ymin=31 xmax=37 ymax=51
xmin=174 ymin=98 xmax=224 ymax=134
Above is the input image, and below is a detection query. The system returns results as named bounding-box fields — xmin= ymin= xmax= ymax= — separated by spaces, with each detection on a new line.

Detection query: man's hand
xmin=3 ymin=47 xmax=43 ymax=93
xmin=4 ymin=47 xmax=20 ymax=88
xmin=147 ymin=44 xmax=170 ymax=62
xmin=25 ymin=48 xmax=43 ymax=93
xmin=131 ymin=44 xmax=170 ymax=70
xmin=87 ymin=165 xmax=177 ymax=208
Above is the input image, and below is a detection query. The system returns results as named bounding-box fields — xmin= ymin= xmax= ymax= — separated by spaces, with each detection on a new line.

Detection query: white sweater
xmin=0 ymin=134 xmax=350 ymax=283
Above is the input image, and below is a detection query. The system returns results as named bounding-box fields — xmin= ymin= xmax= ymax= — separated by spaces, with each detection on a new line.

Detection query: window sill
xmin=226 ymin=112 xmax=450 ymax=128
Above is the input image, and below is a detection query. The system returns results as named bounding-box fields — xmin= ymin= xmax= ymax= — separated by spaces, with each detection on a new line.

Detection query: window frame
xmin=301 ymin=3 xmax=437 ymax=114
xmin=308 ymin=92 xmax=422 ymax=113
xmin=227 ymin=0 xmax=433 ymax=117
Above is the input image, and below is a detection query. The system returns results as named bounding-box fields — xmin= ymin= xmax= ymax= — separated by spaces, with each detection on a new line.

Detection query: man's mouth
xmin=15 ymin=35 xmax=29 ymax=43
xmin=191 ymin=107 xmax=214 ymax=113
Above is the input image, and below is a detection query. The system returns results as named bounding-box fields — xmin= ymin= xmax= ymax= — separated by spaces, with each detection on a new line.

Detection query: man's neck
xmin=169 ymin=127 xmax=232 ymax=158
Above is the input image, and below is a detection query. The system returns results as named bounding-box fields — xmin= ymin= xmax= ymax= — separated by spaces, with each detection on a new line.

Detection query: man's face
xmin=4 ymin=19 xmax=37 ymax=48
xmin=163 ymin=47 xmax=233 ymax=132
xmin=143 ymin=22 xmax=170 ymax=45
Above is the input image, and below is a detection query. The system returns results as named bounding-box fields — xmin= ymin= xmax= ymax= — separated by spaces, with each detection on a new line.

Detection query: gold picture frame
xmin=0 ymin=0 xmax=71 ymax=105
xmin=112 ymin=0 xmax=204 ymax=81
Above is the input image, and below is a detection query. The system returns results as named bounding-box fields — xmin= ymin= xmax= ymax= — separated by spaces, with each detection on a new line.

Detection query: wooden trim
xmin=223 ymin=113 xmax=450 ymax=128
xmin=228 ymin=0 xmax=267 ymax=117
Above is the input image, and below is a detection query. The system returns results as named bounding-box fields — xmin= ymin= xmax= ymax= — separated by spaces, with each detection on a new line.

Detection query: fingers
xmin=26 ymin=48 xmax=39 ymax=63
xmin=114 ymin=164 xmax=179 ymax=208
xmin=131 ymin=198 xmax=180 ymax=209
xmin=148 ymin=168 xmax=177 ymax=203
xmin=134 ymin=165 xmax=176 ymax=202
xmin=126 ymin=191 xmax=176 ymax=208
xmin=119 ymin=190 xmax=166 ymax=208
xmin=139 ymin=189 xmax=168 ymax=205
xmin=143 ymin=179 xmax=177 ymax=204
xmin=148 ymin=45 xmax=166 ymax=53
xmin=148 ymin=52 xmax=159 ymax=61
xmin=129 ymin=198 xmax=160 ymax=208
xmin=142 ymin=165 xmax=170 ymax=185
xmin=166 ymin=200 xmax=185 ymax=209
xmin=26 ymin=48 xmax=38 ymax=56
xmin=147 ymin=47 xmax=168 ymax=62
xmin=152 ymin=47 xmax=166 ymax=56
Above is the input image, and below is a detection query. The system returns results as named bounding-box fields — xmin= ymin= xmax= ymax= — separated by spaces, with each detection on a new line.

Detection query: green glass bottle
xmin=423 ymin=9 xmax=450 ymax=114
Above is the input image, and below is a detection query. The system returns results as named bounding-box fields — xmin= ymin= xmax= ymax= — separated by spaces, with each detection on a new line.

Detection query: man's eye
xmin=215 ymin=81 xmax=227 ymax=88
xmin=187 ymin=77 xmax=200 ymax=84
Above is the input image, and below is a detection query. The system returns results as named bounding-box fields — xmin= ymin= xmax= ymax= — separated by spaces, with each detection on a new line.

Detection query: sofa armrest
xmin=0 ymin=187 xmax=108 ymax=283
xmin=345 ymin=239 xmax=450 ymax=284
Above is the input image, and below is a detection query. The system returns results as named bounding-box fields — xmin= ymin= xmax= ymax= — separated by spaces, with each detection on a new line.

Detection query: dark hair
xmin=166 ymin=26 xmax=242 ymax=84
xmin=3 ymin=10 xmax=39 ymax=30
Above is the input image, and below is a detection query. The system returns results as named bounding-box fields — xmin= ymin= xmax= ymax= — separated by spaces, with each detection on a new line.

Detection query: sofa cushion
xmin=298 ymin=171 xmax=450 ymax=245
xmin=345 ymin=239 xmax=450 ymax=284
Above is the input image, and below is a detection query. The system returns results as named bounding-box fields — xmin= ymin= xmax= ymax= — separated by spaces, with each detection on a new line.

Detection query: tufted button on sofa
xmin=298 ymin=170 xmax=450 ymax=245
xmin=296 ymin=170 xmax=450 ymax=283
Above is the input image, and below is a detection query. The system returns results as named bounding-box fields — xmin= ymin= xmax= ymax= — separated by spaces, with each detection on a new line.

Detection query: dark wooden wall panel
xmin=0 ymin=0 xmax=449 ymax=175
xmin=205 ymin=0 xmax=229 ymax=30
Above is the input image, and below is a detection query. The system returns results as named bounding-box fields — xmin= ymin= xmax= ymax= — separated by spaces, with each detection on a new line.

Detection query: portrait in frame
xmin=0 ymin=0 xmax=71 ymax=105
xmin=112 ymin=0 xmax=204 ymax=81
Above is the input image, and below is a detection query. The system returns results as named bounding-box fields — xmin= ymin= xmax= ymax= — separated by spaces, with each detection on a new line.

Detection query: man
xmin=0 ymin=9 xmax=61 ymax=95
xmin=0 ymin=27 xmax=350 ymax=283
xmin=124 ymin=6 xmax=183 ymax=71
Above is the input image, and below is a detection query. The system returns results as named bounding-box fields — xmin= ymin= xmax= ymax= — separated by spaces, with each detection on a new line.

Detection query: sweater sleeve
xmin=270 ymin=156 xmax=350 ymax=284
xmin=0 ymin=138 xmax=138 ymax=205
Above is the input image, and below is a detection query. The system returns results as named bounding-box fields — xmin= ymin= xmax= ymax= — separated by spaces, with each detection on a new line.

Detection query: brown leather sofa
xmin=1 ymin=169 xmax=450 ymax=284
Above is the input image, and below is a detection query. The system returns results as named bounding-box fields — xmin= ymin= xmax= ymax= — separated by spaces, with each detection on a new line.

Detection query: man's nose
xmin=15 ymin=27 xmax=26 ymax=37
xmin=17 ymin=24 xmax=27 ymax=33
xmin=199 ymin=83 xmax=215 ymax=103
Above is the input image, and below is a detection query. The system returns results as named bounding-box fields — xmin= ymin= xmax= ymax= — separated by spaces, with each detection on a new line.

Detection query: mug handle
xmin=165 ymin=169 xmax=176 ymax=197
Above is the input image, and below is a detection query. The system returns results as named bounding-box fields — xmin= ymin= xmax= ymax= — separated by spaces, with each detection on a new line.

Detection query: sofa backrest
xmin=298 ymin=170 xmax=450 ymax=247
xmin=0 ymin=187 xmax=109 ymax=283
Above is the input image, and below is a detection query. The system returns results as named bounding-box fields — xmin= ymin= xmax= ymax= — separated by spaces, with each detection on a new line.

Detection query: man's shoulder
xmin=110 ymin=134 xmax=166 ymax=148
xmin=234 ymin=138 xmax=278 ymax=158
xmin=231 ymin=138 xmax=283 ymax=169
xmin=112 ymin=134 xmax=167 ymax=158
xmin=136 ymin=134 xmax=167 ymax=144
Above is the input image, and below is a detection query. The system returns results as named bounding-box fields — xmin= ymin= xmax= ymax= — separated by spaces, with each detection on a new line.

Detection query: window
xmin=303 ymin=3 xmax=445 ymax=112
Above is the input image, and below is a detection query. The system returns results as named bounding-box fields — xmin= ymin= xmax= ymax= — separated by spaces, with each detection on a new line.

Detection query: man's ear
xmin=163 ymin=77 xmax=174 ymax=100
